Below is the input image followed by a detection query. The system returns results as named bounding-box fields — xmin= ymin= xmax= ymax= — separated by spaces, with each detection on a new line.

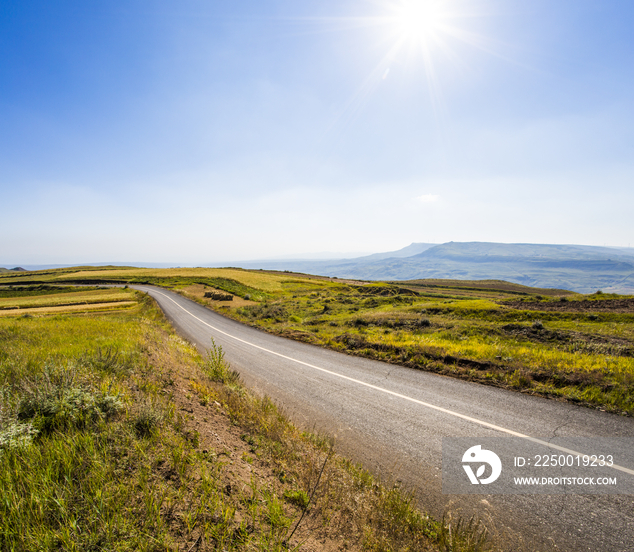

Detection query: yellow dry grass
xmin=0 ymin=289 xmax=134 ymax=310
xmin=53 ymin=267 xmax=307 ymax=292
xmin=0 ymin=301 xmax=137 ymax=316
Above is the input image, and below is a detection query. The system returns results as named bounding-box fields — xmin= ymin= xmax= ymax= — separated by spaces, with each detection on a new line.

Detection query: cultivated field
xmin=0 ymin=286 xmax=137 ymax=316
xmin=0 ymin=266 xmax=301 ymax=293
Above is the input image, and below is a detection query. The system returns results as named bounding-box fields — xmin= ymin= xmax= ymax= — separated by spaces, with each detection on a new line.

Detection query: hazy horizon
xmin=3 ymin=240 xmax=634 ymax=270
xmin=2 ymin=1 xmax=633 ymax=264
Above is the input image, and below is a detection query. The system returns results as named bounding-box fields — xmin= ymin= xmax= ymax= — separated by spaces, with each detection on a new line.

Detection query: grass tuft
xmin=283 ymin=488 xmax=310 ymax=510
xmin=133 ymin=400 xmax=165 ymax=437
xmin=438 ymin=514 xmax=492 ymax=552
xmin=200 ymin=339 xmax=241 ymax=384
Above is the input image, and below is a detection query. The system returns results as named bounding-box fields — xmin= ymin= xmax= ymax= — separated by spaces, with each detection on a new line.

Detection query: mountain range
xmin=229 ymin=242 xmax=634 ymax=294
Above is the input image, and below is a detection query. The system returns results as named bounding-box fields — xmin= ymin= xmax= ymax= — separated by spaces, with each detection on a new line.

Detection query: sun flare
xmin=393 ymin=0 xmax=448 ymax=43
xmin=311 ymin=0 xmax=488 ymax=128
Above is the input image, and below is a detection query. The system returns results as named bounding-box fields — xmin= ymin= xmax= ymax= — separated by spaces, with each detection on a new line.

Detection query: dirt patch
xmin=181 ymin=284 xmax=256 ymax=308
xmin=500 ymin=324 xmax=634 ymax=357
xmin=349 ymin=284 xmax=419 ymax=297
xmin=400 ymin=279 xmax=573 ymax=296
xmin=503 ymin=297 xmax=634 ymax=313
xmin=277 ymin=329 xmax=321 ymax=344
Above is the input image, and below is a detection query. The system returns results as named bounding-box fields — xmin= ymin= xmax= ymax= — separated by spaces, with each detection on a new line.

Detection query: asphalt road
xmin=136 ymin=286 xmax=634 ymax=551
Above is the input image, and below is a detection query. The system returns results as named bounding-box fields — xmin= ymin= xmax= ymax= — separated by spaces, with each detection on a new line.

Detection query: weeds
xmin=201 ymin=339 xmax=240 ymax=384
xmin=283 ymin=488 xmax=310 ymax=510
xmin=81 ymin=346 xmax=130 ymax=376
xmin=438 ymin=514 xmax=492 ymax=552
xmin=17 ymin=363 xmax=123 ymax=433
xmin=133 ymin=399 xmax=165 ymax=437
xmin=0 ymin=417 xmax=38 ymax=451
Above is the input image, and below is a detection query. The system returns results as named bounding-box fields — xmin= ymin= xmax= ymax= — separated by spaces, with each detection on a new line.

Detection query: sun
xmin=392 ymin=0 xmax=449 ymax=43
xmin=304 ymin=0 xmax=487 ymax=127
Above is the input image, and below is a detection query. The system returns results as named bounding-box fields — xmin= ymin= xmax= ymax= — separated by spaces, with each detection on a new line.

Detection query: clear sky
xmin=2 ymin=0 xmax=633 ymax=264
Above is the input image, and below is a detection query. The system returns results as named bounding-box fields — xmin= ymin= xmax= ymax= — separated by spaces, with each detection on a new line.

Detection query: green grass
xmin=0 ymin=284 xmax=496 ymax=551
xmin=0 ymin=284 xmax=105 ymax=298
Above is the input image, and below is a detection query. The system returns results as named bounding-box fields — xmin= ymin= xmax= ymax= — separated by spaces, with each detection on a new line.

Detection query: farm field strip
xmin=0 ymin=301 xmax=137 ymax=316
xmin=0 ymin=289 xmax=135 ymax=310
xmin=51 ymin=267 xmax=308 ymax=292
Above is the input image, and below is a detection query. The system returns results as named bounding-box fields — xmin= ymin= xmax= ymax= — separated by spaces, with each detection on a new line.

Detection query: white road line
xmin=146 ymin=287 xmax=634 ymax=477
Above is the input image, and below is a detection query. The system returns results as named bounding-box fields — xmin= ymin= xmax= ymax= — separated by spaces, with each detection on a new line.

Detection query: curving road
xmin=136 ymin=286 xmax=634 ymax=551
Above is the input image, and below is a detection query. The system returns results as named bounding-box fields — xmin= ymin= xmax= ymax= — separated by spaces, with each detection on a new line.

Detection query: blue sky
xmin=1 ymin=0 xmax=633 ymax=264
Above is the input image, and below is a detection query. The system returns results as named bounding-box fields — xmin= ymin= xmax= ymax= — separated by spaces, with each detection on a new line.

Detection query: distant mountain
xmin=222 ymin=243 xmax=436 ymax=272
xmin=224 ymin=242 xmax=634 ymax=294
xmin=350 ymin=243 xmax=436 ymax=262
xmin=0 ymin=267 xmax=27 ymax=272
xmin=414 ymin=242 xmax=634 ymax=262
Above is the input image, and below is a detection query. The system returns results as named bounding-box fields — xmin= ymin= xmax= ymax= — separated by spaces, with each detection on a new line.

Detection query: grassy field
xmin=3 ymin=266 xmax=633 ymax=415
xmin=0 ymin=285 xmax=495 ymax=551
xmin=0 ymin=266 xmax=306 ymax=296
xmin=0 ymin=287 xmax=136 ymax=314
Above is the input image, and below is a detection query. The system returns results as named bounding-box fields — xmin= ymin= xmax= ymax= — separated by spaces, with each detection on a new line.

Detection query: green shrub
xmin=201 ymin=341 xmax=240 ymax=384
xmin=16 ymin=364 xmax=123 ymax=434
